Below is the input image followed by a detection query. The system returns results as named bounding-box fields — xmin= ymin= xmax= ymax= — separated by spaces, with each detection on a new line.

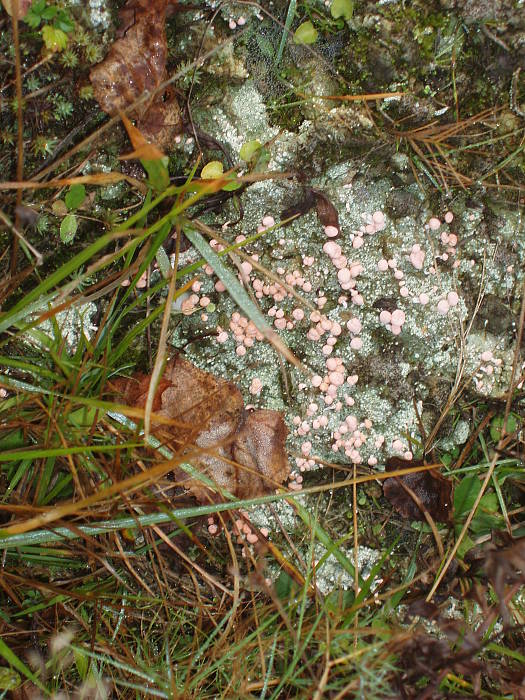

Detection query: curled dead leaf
xmin=113 ymin=356 xmax=290 ymax=502
xmin=89 ymin=0 xmax=182 ymax=150
xmin=383 ymin=457 xmax=454 ymax=523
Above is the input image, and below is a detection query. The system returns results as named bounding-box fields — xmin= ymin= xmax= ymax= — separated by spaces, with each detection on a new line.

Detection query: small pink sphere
xmin=353 ymin=236 xmax=364 ymax=249
xmin=400 ymin=287 xmax=409 ymax=298
xmin=437 ymin=299 xmax=450 ymax=315
xmin=323 ymin=241 xmax=341 ymax=258
xmin=392 ymin=439 xmax=404 ymax=452
xmin=311 ymin=375 xmax=322 ymax=387
xmin=329 ymin=371 xmax=345 ymax=386
xmin=390 ymin=324 xmax=402 ymax=335
xmin=324 ymin=225 xmax=339 ymax=237
xmin=350 ymin=337 xmax=363 ymax=350
xmin=337 ymin=268 xmax=352 ymax=284
xmin=262 ymin=215 xmax=275 ymax=227
xmin=429 ymin=217 xmax=441 ymax=230
xmin=346 ymin=317 xmax=362 ymax=334
xmin=292 ymin=308 xmax=305 ymax=321
xmin=326 ymin=357 xmax=338 ymax=370
xmin=217 ymin=331 xmax=228 ymax=343
xmin=377 ymin=259 xmax=389 ymax=272
xmin=236 ymin=345 xmax=247 ymax=356
xmin=332 ymin=256 xmax=348 ymax=270
xmin=447 ymin=291 xmax=459 ymax=306
xmin=419 ymin=292 xmax=429 ymax=305
xmin=444 ymin=211 xmax=454 ymax=224
xmin=391 ymin=309 xmax=405 ymax=326
xmin=372 ymin=210 xmax=385 ymax=224
xmin=379 ymin=310 xmax=392 ymax=324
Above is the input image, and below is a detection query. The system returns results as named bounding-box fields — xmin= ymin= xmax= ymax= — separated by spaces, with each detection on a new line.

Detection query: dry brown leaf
xmin=113 ymin=356 xmax=290 ymax=502
xmin=89 ymin=0 xmax=182 ymax=150
xmin=383 ymin=456 xmax=454 ymax=523
xmin=1 ymin=0 xmax=31 ymax=17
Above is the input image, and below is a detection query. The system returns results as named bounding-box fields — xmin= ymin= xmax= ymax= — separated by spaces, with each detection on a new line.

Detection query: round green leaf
xmin=331 ymin=0 xmax=353 ymax=20
xmin=60 ymin=213 xmax=77 ymax=243
xmin=293 ymin=21 xmax=318 ymax=45
xmin=65 ymin=183 xmax=86 ymax=210
xmin=201 ymin=161 xmax=224 ymax=179
xmin=239 ymin=140 xmax=261 ymax=161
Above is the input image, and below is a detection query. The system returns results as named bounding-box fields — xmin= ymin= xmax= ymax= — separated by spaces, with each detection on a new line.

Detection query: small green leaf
xmin=41 ymin=4 xmax=57 ymax=19
xmin=239 ymin=140 xmax=261 ymax=161
xmin=24 ymin=10 xmax=42 ymax=28
xmin=454 ymin=474 xmax=480 ymax=522
xmin=331 ymin=0 xmax=353 ymax=20
xmin=490 ymin=413 xmax=519 ymax=442
xmin=65 ymin=183 xmax=86 ymax=210
xmin=41 ymin=24 xmax=68 ymax=51
xmin=142 ymin=155 xmax=169 ymax=192
xmin=60 ymin=213 xmax=77 ymax=243
xmin=221 ymin=177 xmax=243 ymax=192
xmin=293 ymin=21 xmax=318 ymax=45
xmin=201 ymin=160 xmax=224 ymax=179
xmin=55 ymin=9 xmax=74 ymax=32
xmin=275 ymin=570 xmax=294 ymax=599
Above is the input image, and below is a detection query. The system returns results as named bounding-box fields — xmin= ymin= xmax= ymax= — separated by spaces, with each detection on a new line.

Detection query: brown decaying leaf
xmin=383 ymin=457 xmax=453 ymax=523
xmin=314 ymin=191 xmax=340 ymax=230
xmin=1 ymin=0 xmax=32 ymax=17
xmin=89 ymin=0 xmax=182 ymax=150
xmin=113 ymin=355 xmax=290 ymax=502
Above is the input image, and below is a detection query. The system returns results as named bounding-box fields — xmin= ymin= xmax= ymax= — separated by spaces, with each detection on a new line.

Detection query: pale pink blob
xmin=292 ymin=308 xmax=305 ymax=321
xmin=337 ymin=268 xmax=351 ymax=284
xmin=419 ymin=292 xmax=429 ymax=305
xmin=311 ymin=375 xmax=322 ymax=387
xmin=400 ymin=287 xmax=409 ymax=298
xmin=236 ymin=346 xmax=246 ymax=356
xmin=350 ymin=337 xmax=363 ymax=350
xmin=444 ymin=211 xmax=454 ymax=224
xmin=390 ymin=324 xmax=402 ymax=335
xmin=447 ymin=291 xmax=459 ymax=306
xmin=323 ymin=241 xmax=341 ymax=258
xmin=392 ymin=439 xmax=404 ymax=452
xmin=437 ymin=299 xmax=450 ymax=315
xmin=353 ymin=237 xmax=364 ymax=249
xmin=262 ymin=215 xmax=275 ymax=227
xmin=324 ymin=225 xmax=339 ymax=237
xmin=372 ymin=211 xmax=385 ymax=224
xmin=379 ymin=310 xmax=392 ymax=324
xmin=215 ymin=280 xmax=226 ymax=292
xmin=346 ymin=318 xmax=362 ymax=334
xmin=377 ymin=259 xmax=389 ymax=272
xmin=391 ymin=309 xmax=405 ymax=326
xmin=429 ymin=217 xmax=441 ymax=230
xmin=329 ymin=371 xmax=345 ymax=386
xmin=326 ymin=357 xmax=338 ymax=371
xmin=217 ymin=331 xmax=228 ymax=343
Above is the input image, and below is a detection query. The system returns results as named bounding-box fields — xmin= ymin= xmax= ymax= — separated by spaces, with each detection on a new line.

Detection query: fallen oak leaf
xmin=112 ymin=355 xmax=291 ymax=502
xmin=383 ymin=456 xmax=454 ymax=523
